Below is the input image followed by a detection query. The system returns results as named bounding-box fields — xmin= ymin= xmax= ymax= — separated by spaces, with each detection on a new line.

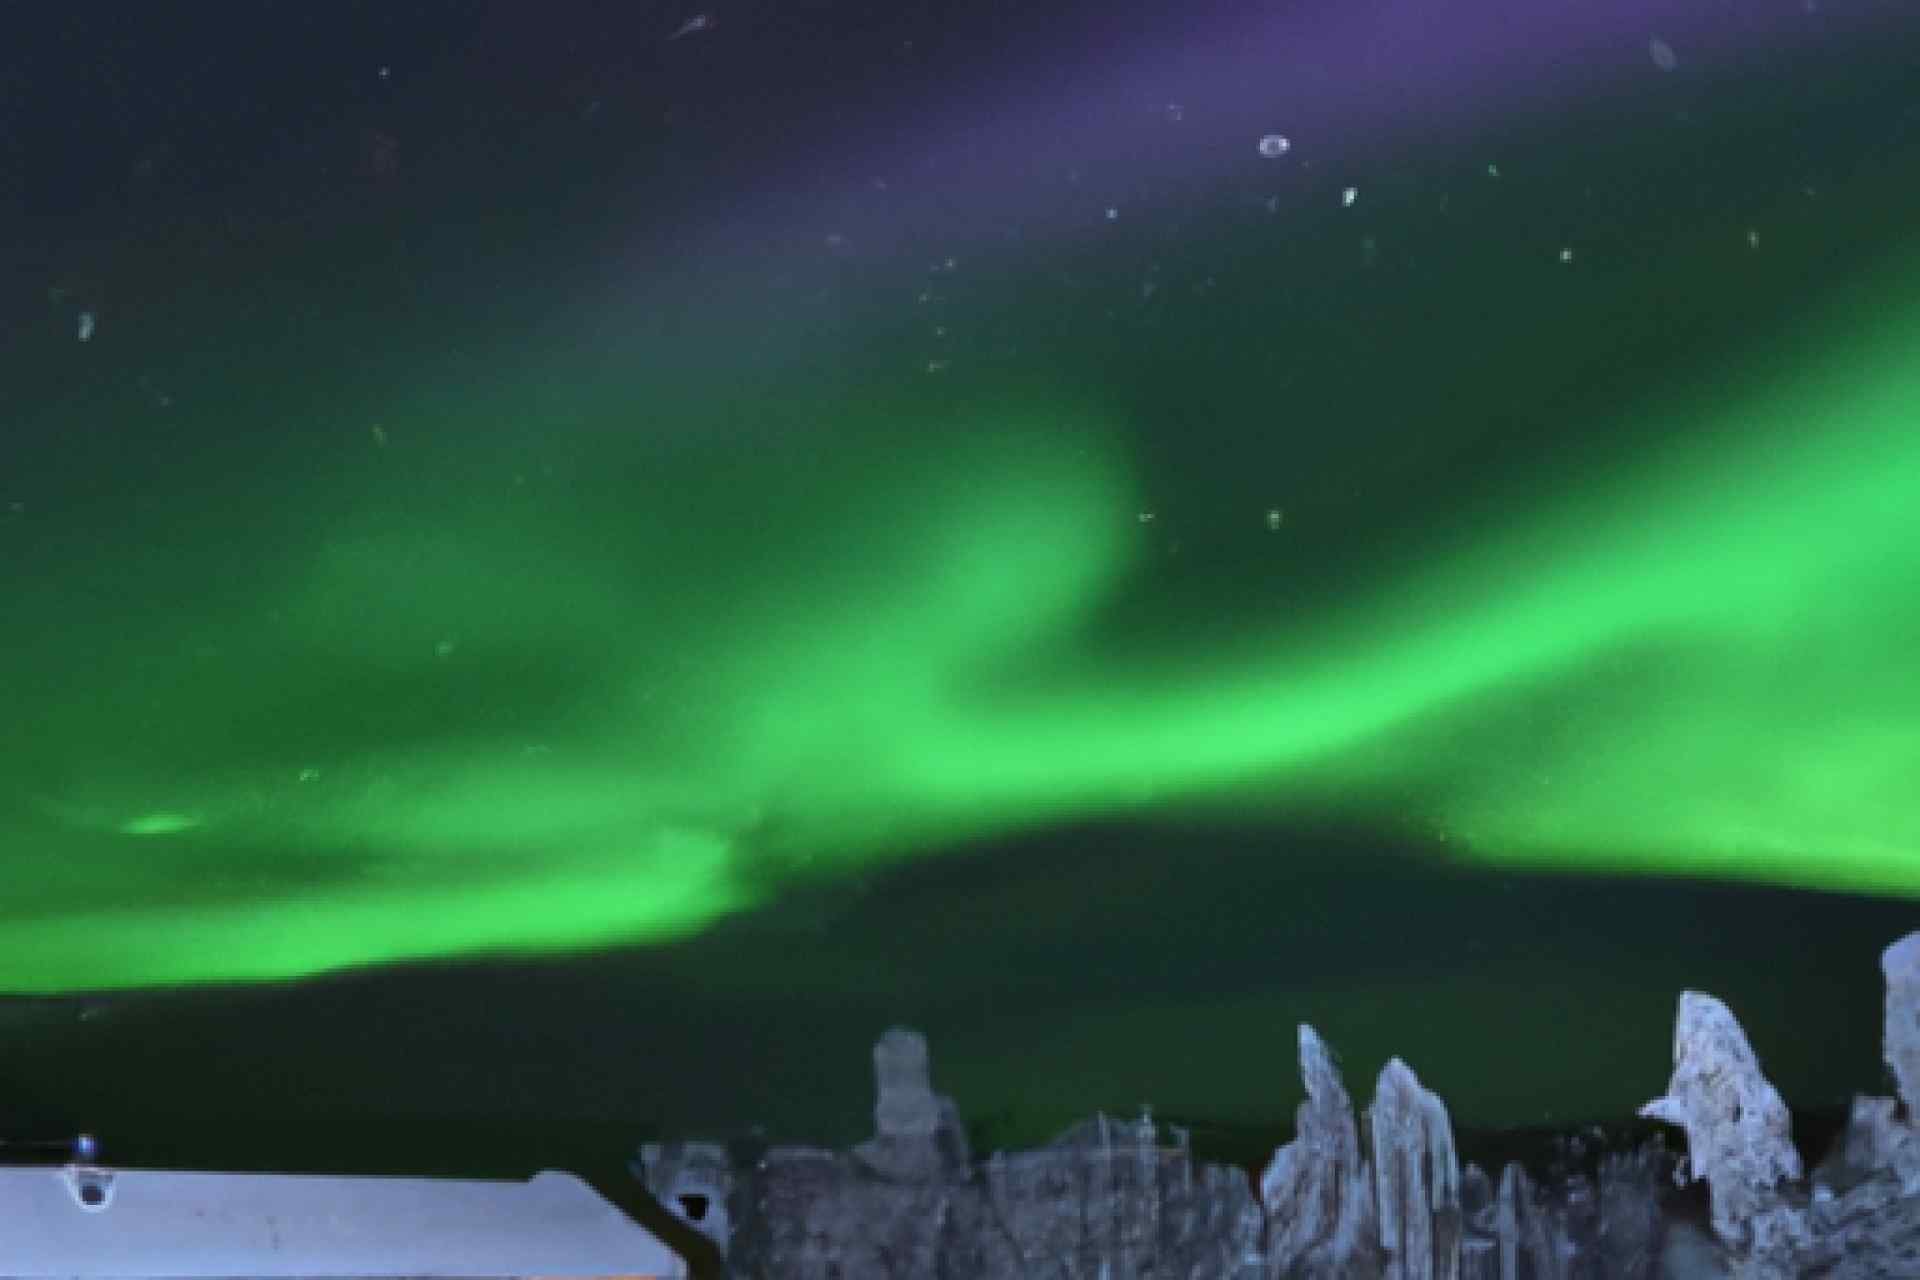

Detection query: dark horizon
xmin=3 ymin=818 xmax=1909 ymax=1182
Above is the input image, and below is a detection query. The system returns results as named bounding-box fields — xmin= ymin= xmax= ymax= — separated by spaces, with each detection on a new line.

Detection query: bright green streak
xmin=118 ymin=813 xmax=205 ymax=836
xmin=12 ymin=261 xmax=1920 ymax=993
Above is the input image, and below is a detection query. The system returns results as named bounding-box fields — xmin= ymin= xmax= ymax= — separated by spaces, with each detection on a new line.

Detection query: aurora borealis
xmin=4 ymin=0 xmax=1920 ymax=1163
xmin=8 ymin=226 xmax=1919 ymax=994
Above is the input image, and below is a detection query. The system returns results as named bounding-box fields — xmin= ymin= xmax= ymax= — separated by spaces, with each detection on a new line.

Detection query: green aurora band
xmin=10 ymin=260 xmax=1920 ymax=994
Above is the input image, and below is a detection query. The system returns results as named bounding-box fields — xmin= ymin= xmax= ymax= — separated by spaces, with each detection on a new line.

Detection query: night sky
xmin=4 ymin=0 xmax=1920 ymax=1184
